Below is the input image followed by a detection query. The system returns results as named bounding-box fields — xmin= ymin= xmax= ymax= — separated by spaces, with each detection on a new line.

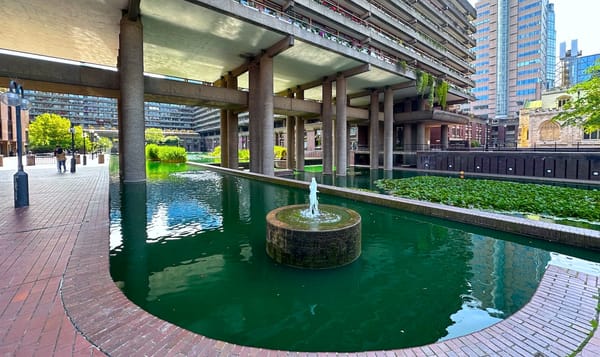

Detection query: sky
xmin=468 ymin=0 xmax=600 ymax=57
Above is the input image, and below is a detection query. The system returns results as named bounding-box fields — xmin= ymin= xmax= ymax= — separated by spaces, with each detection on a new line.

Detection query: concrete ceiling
xmin=0 ymin=0 xmax=466 ymax=106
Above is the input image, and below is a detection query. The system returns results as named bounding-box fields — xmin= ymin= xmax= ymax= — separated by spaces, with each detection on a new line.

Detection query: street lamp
xmin=90 ymin=130 xmax=95 ymax=159
xmin=1 ymin=81 xmax=30 ymax=207
xmin=82 ymin=131 xmax=87 ymax=165
xmin=69 ymin=125 xmax=76 ymax=173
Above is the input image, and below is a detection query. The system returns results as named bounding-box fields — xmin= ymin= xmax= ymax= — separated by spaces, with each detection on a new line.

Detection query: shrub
xmin=274 ymin=145 xmax=287 ymax=160
xmin=146 ymin=144 xmax=186 ymax=163
xmin=157 ymin=146 xmax=187 ymax=163
xmin=146 ymin=144 xmax=160 ymax=161
xmin=239 ymin=149 xmax=250 ymax=162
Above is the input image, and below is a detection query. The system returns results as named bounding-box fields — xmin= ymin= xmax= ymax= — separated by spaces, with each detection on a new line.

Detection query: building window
xmin=584 ymin=130 xmax=599 ymax=140
xmin=539 ymin=120 xmax=560 ymax=141
xmin=557 ymin=95 xmax=571 ymax=109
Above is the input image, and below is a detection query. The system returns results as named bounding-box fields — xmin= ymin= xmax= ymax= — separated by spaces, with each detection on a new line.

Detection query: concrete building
xmin=1 ymin=0 xmax=477 ymax=181
xmin=21 ymin=90 xmax=202 ymax=152
xmin=470 ymin=0 xmax=556 ymax=121
xmin=556 ymin=40 xmax=600 ymax=88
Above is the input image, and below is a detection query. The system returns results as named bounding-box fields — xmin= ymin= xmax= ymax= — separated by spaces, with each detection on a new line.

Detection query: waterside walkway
xmin=1 ymin=157 xmax=600 ymax=356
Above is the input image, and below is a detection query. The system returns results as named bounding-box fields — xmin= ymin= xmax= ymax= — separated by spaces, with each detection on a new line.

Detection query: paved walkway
xmin=1 ymin=156 xmax=600 ymax=356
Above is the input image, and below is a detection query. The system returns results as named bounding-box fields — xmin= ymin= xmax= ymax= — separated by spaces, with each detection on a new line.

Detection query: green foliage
xmin=146 ymin=144 xmax=186 ymax=162
xmin=553 ymin=60 xmax=600 ymax=132
xmin=210 ymin=146 xmax=282 ymax=162
xmin=146 ymin=143 xmax=160 ymax=161
xmin=28 ymin=113 xmax=72 ymax=152
xmin=397 ymin=60 xmax=407 ymax=72
xmin=274 ymin=145 xmax=287 ymax=160
xmin=210 ymin=146 xmax=221 ymax=158
xmin=163 ymin=135 xmax=181 ymax=146
xmin=416 ymin=70 xmax=431 ymax=96
xmin=470 ymin=140 xmax=481 ymax=147
xmin=157 ymin=146 xmax=187 ymax=163
xmin=95 ymin=136 xmax=112 ymax=152
xmin=436 ymin=79 xmax=449 ymax=109
xmin=416 ymin=71 xmax=448 ymax=108
xmin=239 ymin=149 xmax=250 ymax=162
xmin=145 ymin=128 xmax=165 ymax=144
xmin=375 ymin=176 xmax=600 ymax=222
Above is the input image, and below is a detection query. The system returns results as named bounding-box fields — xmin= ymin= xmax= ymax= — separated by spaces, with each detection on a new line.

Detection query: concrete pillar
xmin=295 ymin=90 xmax=305 ymax=171
xmin=118 ymin=14 xmax=145 ymax=183
xmin=369 ymin=90 xmax=379 ymax=170
xmin=403 ymin=124 xmax=412 ymax=151
xmin=441 ymin=125 xmax=449 ymax=150
xmin=219 ymin=77 xmax=229 ymax=167
xmin=416 ymin=123 xmax=426 ymax=150
xmin=383 ymin=87 xmax=394 ymax=171
xmin=259 ymin=56 xmax=274 ymax=176
xmin=286 ymin=117 xmax=295 ymax=169
xmin=226 ymin=73 xmax=239 ymax=169
xmin=335 ymin=74 xmax=347 ymax=176
xmin=286 ymin=90 xmax=295 ymax=170
xmin=248 ymin=64 xmax=260 ymax=173
xmin=322 ymin=80 xmax=333 ymax=175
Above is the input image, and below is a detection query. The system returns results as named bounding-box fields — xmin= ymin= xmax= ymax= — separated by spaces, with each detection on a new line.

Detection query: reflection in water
xmin=107 ymin=165 xmax=599 ymax=352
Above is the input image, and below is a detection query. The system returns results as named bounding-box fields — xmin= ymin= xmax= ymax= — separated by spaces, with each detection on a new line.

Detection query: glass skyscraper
xmin=557 ymin=40 xmax=600 ymax=87
xmin=471 ymin=0 xmax=556 ymax=121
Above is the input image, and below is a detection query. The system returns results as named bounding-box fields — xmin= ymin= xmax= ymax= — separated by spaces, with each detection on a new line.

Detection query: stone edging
xmin=60 ymin=163 xmax=600 ymax=356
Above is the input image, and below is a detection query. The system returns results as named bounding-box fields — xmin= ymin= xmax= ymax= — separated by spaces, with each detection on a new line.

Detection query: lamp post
xmin=69 ymin=126 xmax=76 ymax=173
xmin=82 ymin=131 xmax=87 ymax=165
xmin=1 ymin=80 xmax=30 ymax=207
xmin=90 ymin=130 xmax=95 ymax=159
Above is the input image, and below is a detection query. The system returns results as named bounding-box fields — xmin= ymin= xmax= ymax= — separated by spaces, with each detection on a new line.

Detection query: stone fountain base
xmin=266 ymin=204 xmax=361 ymax=269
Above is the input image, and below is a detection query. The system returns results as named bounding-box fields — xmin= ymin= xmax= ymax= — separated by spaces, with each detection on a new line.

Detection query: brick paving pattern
xmin=0 ymin=156 xmax=599 ymax=356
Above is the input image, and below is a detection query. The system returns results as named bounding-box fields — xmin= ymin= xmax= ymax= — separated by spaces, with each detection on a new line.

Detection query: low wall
xmin=417 ymin=151 xmax=600 ymax=181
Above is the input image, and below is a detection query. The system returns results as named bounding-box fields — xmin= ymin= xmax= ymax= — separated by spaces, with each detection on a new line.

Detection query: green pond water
xmin=109 ymin=163 xmax=600 ymax=352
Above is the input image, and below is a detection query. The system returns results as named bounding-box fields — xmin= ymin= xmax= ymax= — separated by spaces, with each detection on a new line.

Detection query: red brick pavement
xmin=1 ymin=157 xmax=600 ymax=356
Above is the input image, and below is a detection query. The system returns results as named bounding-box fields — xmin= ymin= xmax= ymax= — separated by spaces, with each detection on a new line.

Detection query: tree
xmin=553 ymin=60 xmax=600 ymax=132
xmin=28 ymin=113 xmax=72 ymax=152
xmin=145 ymin=128 xmax=165 ymax=144
xmin=163 ymin=135 xmax=181 ymax=146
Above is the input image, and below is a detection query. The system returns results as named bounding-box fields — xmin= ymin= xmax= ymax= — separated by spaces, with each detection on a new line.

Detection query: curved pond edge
xmin=199 ymin=164 xmax=600 ymax=250
xmin=61 ymin=163 xmax=600 ymax=356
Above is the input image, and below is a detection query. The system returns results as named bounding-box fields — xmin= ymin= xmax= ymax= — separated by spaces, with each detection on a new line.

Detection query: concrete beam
xmin=0 ymin=51 xmax=367 ymax=119
xmin=0 ymin=53 xmax=119 ymax=95
xmin=276 ymin=63 xmax=370 ymax=96
xmin=215 ymin=35 xmax=294 ymax=86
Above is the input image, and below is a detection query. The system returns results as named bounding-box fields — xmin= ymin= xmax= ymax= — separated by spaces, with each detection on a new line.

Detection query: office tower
xmin=557 ymin=39 xmax=600 ymax=87
xmin=471 ymin=0 xmax=555 ymax=121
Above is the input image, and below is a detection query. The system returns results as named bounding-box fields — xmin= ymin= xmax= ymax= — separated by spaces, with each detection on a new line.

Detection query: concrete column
xmin=219 ymin=101 xmax=228 ymax=167
xmin=248 ymin=64 xmax=260 ymax=173
xmin=383 ymin=86 xmax=394 ymax=171
xmin=295 ymin=90 xmax=305 ymax=171
xmin=403 ymin=124 xmax=412 ymax=151
xmin=118 ymin=14 xmax=145 ymax=183
xmin=335 ymin=74 xmax=347 ymax=176
xmin=286 ymin=117 xmax=295 ymax=169
xmin=226 ymin=73 xmax=239 ymax=169
xmin=441 ymin=125 xmax=449 ymax=151
xmin=416 ymin=123 xmax=426 ymax=150
xmin=286 ymin=90 xmax=295 ymax=170
xmin=322 ymin=80 xmax=333 ymax=175
xmin=369 ymin=90 xmax=379 ymax=170
xmin=259 ymin=56 xmax=274 ymax=176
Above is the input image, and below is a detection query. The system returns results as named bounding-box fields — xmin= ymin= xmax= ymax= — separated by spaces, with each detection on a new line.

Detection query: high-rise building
xmin=556 ymin=40 xmax=600 ymax=88
xmin=471 ymin=0 xmax=556 ymax=121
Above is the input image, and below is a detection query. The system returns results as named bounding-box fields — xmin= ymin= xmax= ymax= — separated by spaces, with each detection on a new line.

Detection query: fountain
xmin=266 ymin=178 xmax=361 ymax=269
